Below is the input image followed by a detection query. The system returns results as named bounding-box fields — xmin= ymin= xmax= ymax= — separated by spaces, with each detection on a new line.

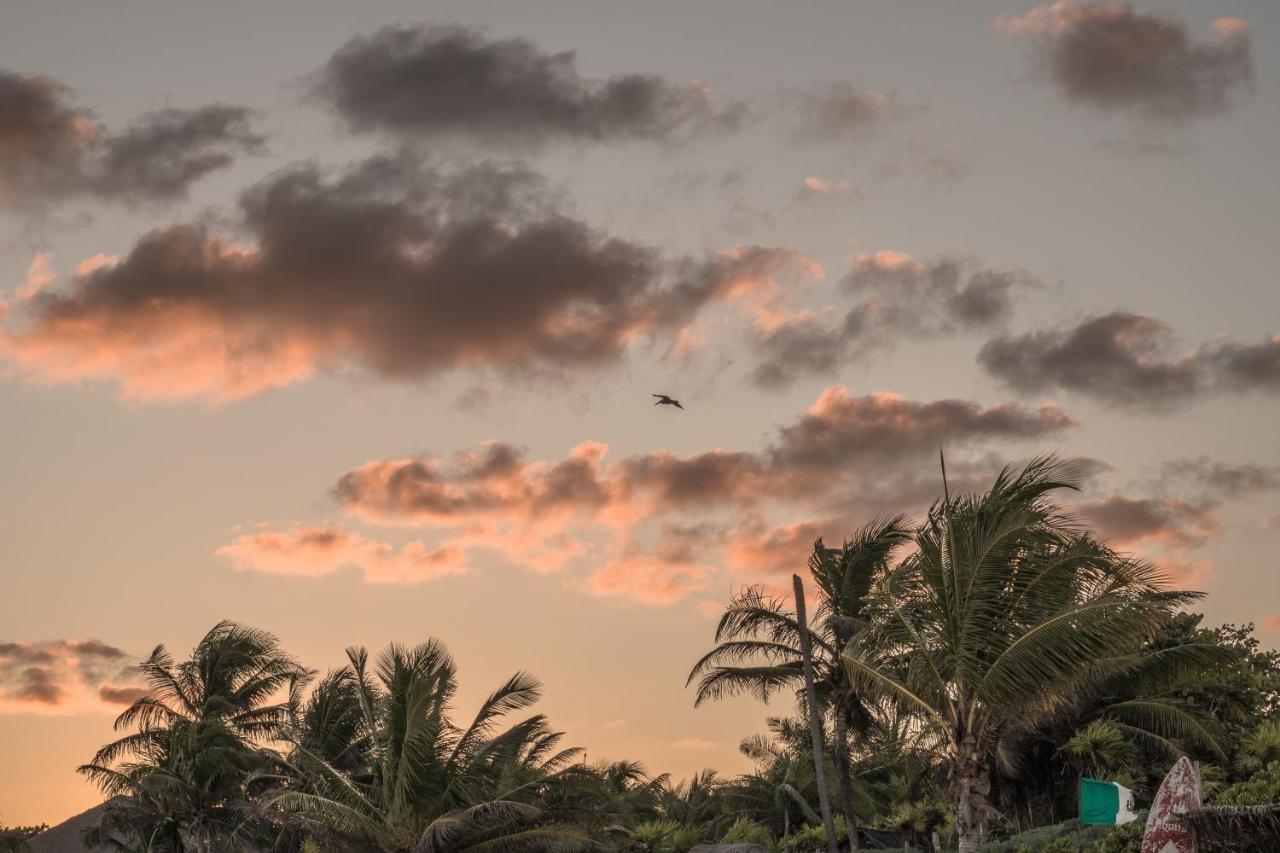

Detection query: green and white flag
xmin=1079 ymin=778 xmax=1138 ymax=826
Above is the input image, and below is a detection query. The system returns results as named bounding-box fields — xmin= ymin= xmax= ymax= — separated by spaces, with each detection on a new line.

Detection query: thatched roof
xmin=24 ymin=802 xmax=113 ymax=853
xmin=1183 ymin=802 xmax=1280 ymax=851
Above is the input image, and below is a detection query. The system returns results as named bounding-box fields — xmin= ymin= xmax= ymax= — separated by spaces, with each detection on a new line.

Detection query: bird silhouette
xmin=652 ymin=394 xmax=684 ymax=409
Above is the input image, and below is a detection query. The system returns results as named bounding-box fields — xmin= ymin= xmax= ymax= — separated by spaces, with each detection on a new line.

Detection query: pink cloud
xmin=1156 ymin=557 xmax=1214 ymax=589
xmin=16 ymin=254 xmax=55 ymax=301
xmin=0 ymin=640 xmax=140 ymax=716
xmin=217 ymin=524 xmax=466 ymax=584
xmin=1077 ymin=495 xmax=1221 ymax=549
xmin=226 ymin=387 xmax=1076 ymax=603
xmin=586 ymin=551 xmax=716 ymax=605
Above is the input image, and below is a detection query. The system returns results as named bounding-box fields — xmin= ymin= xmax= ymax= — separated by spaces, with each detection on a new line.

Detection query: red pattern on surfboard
xmin=1142 ymin=756 xmax=1201 ymax=853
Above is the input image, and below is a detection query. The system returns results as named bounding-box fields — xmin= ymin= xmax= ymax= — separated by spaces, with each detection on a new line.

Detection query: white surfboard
xmin=1141 ymin=756 xmax=1201 ymax=853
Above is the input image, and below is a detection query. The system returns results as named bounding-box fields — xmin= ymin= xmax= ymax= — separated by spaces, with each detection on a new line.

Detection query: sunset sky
xmin=3 ymin=0 xmax=1279 ymax=826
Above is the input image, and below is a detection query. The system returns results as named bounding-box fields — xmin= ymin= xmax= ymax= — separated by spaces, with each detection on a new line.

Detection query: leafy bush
xmin=0 ymin=825 xmax=47 ymax=853
xmin=1089 ymin=820 xmax=1144 ymax=853
xmin=1213 ymin=761 xmax=1280 ymax=806
xmin=790 ymin=815 xmax=847 ymax=852
xmin=721 ymin=816 xmax=771 ymax=845
xmin=979 ymin=819 xmax=1112 ymax=852
xmin=624 ymin=819 xmax=704 ymax=852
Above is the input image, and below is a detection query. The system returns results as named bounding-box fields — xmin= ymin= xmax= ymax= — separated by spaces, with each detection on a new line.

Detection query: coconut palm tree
xmin=688 ymin=518 xmax=911 ymax=849
xmin=269 ymin=640 xmax=595 ymax=852
xmin=841 ymin=457 xmax=1202 ymax=852
xmin=79 ymin=621 xmax=306 ymax=852
xmin=727 ymin=717 xmax=822 ymax=847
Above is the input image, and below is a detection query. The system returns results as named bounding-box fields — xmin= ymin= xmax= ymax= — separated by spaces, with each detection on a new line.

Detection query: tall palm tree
xmin=793 ymin=573 xmax=837 ymax=852
xmin=689 ymin=518 xmax=911 ymax=849
xmin=841 ymin=457 xmax=1202 ymax=852
xmin=79 ymin=621 xmax=306 ymax=852
xmin=269 ymin=640 xmax=595 ymax=852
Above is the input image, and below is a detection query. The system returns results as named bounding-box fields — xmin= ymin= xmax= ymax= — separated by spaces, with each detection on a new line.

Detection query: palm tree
xmin=842 ymin=457 xmax=1201 ymax=852
xmin=793 ymin=573 xmax=837 ymax=852
xmin=79 ymin=621 xmax=306 ymax=852
xmin=1060 ymin=720 xmax=1139 ymax=780
xmin=1239 ymin=720 xmax=1280 ymax=772
xmin=689 ymin=518 xmax=911 ymax=849
xmin=728 ymin=717 xmax=822 ymax=847
xmin=269 ymin=640 xmax=595 ymax=852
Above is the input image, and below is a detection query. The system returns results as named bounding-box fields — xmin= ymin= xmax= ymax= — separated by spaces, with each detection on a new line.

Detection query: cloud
xmin=793 ymin=83 xmax=902 ymax=140
xmin=797 ymin=176 xmax=856 ymax=199
xmin=89 ymin=105 xmax=265 ymax=201
xmin=672 ymin=736 xmax=718 ymax=749
xmin=314 ymin=24 xmax=742 ymax=146
xmin=1076 ymin=495 xmax=1221 ymax=549
xmin=217 ymin=522 xmax=468 ymax=581
xmin=722 ymin=517 xmax=835 ymax=578
xmin=978 ymin=312 xmax=1280 ymax=410
xmin=1159 ymin=458 xmax=1280 ymax=500
xmin=1 ymin=152 xmax=816 ymax=402
xmin=0 ymin=70 xmax=261 ymax=208
xmin=586 ymin=550 xmax=716 ymax=605
xmin=752 ymin=250 xmax=1031 ymax=387
xmin=17 ymin=254 xmax=54 ymax=301
xmin=768 ymin=387 xmax=1074 ymax=472
xmin=98 ymin=684 xmax=150 ymax=705
xmin=217 ymin=524 xmax=467 ymax=584
xmin=0 ymin=640 xmax=142 ymax=715
xmin=997 ymin=2 xmax=1253 ymax=121
xmin=247 ymin=386 xmax=1074 ymax=603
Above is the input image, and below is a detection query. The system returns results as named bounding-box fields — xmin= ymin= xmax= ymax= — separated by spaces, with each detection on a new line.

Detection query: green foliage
xmin=845 ymin=457 xmax=1199 ymax=848
xmin=0 ymin=825 xmax=47 ymax=853
xmin=1212 ymin=761 xmax=1280 ymax=806
xmin=1239 ymin=719 xmax=1280 ymax=772
xmin=1062 ymin=720 xmax=1140 ymax=779
xmin=1089 ymin=820 xmax=1144 ymax=853
xmin=78 ymin=620 xmax=306 ymax=852
xmin=1014 ymin=838 xmax=1075 ymax=853
xmin=73 ymin=456 xmax=1280 ymax=853
xmin=721 ymin=816 xmax=771 ymax=845
xmin=622 ymin=818 xmax=703 ymax=852
xmin=978 ymin=819 xmax=1113 ymax=852
xmin=790 ymin=814 xmax=847 ymax=851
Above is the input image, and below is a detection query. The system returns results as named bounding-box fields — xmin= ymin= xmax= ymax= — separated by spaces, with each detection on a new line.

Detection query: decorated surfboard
xmin=1142 ymin=756 xmax=1202 ymax=853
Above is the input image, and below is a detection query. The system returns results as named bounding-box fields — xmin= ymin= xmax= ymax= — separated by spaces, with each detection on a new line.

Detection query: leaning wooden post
xmin=794 ymin=572 xmax=839 ymax=853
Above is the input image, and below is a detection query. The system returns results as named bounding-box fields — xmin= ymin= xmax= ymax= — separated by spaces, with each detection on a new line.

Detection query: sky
xmin=1 ymin=0 xmax=1278 ymax=827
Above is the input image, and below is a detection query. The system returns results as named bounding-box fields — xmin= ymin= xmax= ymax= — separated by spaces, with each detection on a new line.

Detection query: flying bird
xmin=652 ymin=394 xmax=684 ymax=409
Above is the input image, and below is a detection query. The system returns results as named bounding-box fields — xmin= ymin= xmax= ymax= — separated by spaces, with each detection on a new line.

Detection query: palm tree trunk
xmin=952 ymin=738 xmax=991 ymax=853
xmin=832 ymin=703 xmax=859 ymax=851
xmin=793 ymin=574 xmax=839 ymax=853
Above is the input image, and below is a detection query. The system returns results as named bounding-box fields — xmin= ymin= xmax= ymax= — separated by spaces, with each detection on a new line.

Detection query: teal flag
xmin=1079 ymin=778 xmax=1138 ymax=825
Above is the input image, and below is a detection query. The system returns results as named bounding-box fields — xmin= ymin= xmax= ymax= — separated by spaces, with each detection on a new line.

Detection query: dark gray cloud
xmin=752 ymin=251 xmax=1031 ymax=388
xmin=1000 ymin=3 xmax=1254 ymax=121
xmin=90 ymin=105 xmax=264 ymax=202
xmin=315 ymin=24 xmax=742 ymax=146
xmin=978 ymin=312 xmax=1280 ymax=410
xmin=0 ymin=70 xmax=261 ymax=208
xmin=768 ymin=387 xmax=1074 ymax=474
xmin=1159 ymin=458 xmax=1280 ymax=500
xmin=793 ymin=82 xmax=901 ymax=140
xmin=1076 ymin=494 xmax=1221 ymax=549
xmin=4 ymin=152 xmax=808 ymax=400
xmin=0 ymin=639 xmax=137 ymax=710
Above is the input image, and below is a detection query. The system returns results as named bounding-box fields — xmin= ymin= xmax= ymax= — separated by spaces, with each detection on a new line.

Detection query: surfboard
xmin=1141 ymin=756 xmax=1202 ymax=853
